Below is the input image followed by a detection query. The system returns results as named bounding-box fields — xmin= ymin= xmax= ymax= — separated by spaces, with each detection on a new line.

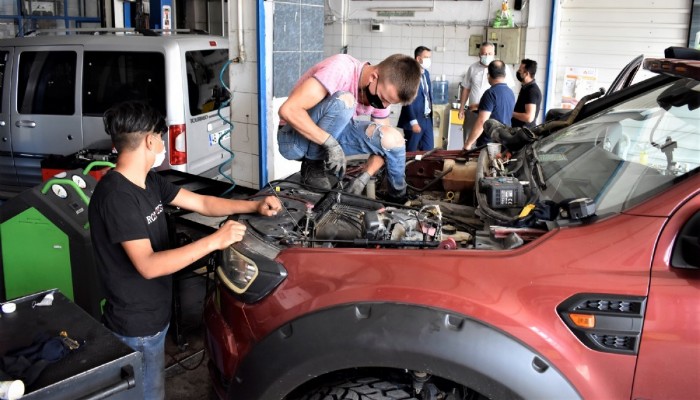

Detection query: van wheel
xmin=299 ymin=377 xmax=418 ymax=400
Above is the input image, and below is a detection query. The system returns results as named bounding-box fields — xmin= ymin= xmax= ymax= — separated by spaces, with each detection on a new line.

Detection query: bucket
xmin=432 ymin=79 xmax=449 ymax=105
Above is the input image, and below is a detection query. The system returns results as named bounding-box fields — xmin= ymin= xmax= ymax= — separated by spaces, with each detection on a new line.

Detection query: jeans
xmin=278 ymin=91 xmax=406 ymax=194
xmin=112 ymin=324 xmax=169 ymax=400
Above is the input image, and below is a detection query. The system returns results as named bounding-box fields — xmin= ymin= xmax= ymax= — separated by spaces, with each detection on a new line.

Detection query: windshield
xmin=532 ymin=78 xmax=700 ymax=215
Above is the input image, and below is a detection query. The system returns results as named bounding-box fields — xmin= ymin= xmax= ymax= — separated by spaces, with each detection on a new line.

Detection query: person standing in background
xmin=511 ymin=59 xmax=542 ymax=128
xmin=398 ymin=46 xmax=434 ymax=152
xmin=458 ymin=42 xmax=515 ymax=143
xmin=463 ymin=60 xmax=515 ymax=150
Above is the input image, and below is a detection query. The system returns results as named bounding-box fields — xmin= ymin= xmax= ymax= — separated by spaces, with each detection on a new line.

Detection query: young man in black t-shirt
xmin=88 ymin=101 xmax=281 ymax=400
xmin=511 ymin=59 xmax=542 ymax=129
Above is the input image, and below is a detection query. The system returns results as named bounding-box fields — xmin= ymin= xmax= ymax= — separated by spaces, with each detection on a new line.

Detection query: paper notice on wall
xmin=162 ymin=5 xmax=172 ymax=33
xmin=561 ymin=67 xmax=598 ymax=109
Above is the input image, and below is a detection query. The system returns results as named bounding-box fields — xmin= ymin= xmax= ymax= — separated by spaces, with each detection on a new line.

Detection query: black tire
xmin=299 ymin=377 xmax=419 ymax=400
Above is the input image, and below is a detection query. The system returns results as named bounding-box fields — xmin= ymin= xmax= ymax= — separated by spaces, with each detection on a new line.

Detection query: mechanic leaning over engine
xmin=277 ymin=53 xmax=422 ymax=203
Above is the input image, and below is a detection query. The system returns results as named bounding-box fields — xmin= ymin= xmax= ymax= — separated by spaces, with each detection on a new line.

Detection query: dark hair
xmin=521 ymin=59 xmax=538 ymax=78
xmin=103 ymin=101 xmax=167 ymax=152
xmin=414 ymin=46 xmax=431 ymax=59
xmin=488 ymin=60 xmax=507 ymax=79
xmin=377 ymin=54 xmax=422 ymax=104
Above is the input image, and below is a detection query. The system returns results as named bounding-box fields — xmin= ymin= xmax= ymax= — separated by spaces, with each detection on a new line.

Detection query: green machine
xmin=0 ymin=161 xmax=114 ymax=318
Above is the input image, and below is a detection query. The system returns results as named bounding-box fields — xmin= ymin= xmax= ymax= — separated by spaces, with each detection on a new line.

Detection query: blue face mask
xmin=480 ymin=55 xmax=494 ymax=66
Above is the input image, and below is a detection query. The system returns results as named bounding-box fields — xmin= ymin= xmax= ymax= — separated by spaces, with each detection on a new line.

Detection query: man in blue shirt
xmin=463 ymin=60 xmax=515 ymax=150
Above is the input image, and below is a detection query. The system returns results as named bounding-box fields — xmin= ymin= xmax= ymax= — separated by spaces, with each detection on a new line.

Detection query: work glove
xmin=322 ymin=135 xmax=346 ymax=178
xmin=346 ymin=172 xmax=371 ymax=195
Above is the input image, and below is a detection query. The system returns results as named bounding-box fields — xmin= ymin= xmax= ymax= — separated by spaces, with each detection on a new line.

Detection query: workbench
xmin=0 ymin=290 xmax=143 ymax=399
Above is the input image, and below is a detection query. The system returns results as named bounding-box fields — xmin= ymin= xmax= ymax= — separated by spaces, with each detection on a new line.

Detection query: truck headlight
xmin=216 ymin=246 xmax=259 ymax=293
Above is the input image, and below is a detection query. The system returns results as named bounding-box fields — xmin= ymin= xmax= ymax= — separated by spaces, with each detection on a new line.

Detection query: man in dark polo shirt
xmin=511 ymin=59 xmax=542 ymax=128
xmin=463 ymin=60 xmax=516 ymax=150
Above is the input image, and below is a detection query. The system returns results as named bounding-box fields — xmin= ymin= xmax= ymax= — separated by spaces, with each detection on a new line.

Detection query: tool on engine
xmin=268 ymin=183 xmax=304 ymax=233
xmin=560 ymin=198 xmax=596 ymax=220
xmin=479 ymin=176 xmax=526 ymax=209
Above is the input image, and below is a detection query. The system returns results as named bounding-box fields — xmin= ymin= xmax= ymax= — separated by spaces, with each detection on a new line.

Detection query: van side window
xmin=186 ymin=49 xmax=230 ymax=116
xmin=17 ymin=51 xmax=76 ymax=115
xmin=83 ymin=51 xmax=166 ymax=116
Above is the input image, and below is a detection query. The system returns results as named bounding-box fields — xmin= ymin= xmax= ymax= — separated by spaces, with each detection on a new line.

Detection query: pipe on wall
xmin=257 ymin=0 xmax=267 ymax=187
xmin=237 ymin=0 xmax=246 ymax=62
xmin=543 ymin=0 xmax=559 ymax=115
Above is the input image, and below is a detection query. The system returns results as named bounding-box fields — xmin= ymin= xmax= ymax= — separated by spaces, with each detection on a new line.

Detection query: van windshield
xmin=186 ymin=49 xmax=230 ymax=116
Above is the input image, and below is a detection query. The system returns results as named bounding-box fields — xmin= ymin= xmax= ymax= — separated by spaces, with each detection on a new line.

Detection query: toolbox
xmin=0 ymin=290 xmax=143 ymax=399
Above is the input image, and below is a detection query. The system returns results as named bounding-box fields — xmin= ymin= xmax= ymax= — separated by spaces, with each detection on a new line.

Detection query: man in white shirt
xmin=458 ymin=42 xmax=515 ymax=145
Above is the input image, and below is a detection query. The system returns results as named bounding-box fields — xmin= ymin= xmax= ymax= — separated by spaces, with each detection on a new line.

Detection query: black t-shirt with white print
xmin=88 ymin=170 xmax=180 ymax=337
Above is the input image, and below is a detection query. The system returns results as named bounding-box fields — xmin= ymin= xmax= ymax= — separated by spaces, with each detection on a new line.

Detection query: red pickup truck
xmin=204 ymin=47 xmax=700 ymax=399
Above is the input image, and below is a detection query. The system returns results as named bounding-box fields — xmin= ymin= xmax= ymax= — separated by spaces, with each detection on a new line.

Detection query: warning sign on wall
xmin=162 ymin=5 xmax=172 ymax=33
xmin=561 ymin=66 xmax=598 ymax=109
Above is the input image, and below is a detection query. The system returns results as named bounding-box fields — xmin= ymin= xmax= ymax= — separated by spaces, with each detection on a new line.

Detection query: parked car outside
xmin=203 ymin=48 xmax=700 ymax=399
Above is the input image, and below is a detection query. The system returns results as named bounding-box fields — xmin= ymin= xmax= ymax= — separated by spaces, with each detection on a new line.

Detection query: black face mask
xmin=516 ymin=71 xmax=525 ymax=82
xmin=363 ymin=81 xmax=386 ymax=109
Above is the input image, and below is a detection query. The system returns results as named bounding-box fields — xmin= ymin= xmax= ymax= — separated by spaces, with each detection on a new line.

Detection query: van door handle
xmin=16 ymin=120 xmax=37 ymax=128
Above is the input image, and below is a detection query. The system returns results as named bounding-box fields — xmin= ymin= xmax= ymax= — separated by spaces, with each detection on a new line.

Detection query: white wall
xmin=323 ymin=0 xmax=552 ymax=122
xmin=550 ymin=0 xmax=691 ymax=109
xmin=227 ymin=1 xmax=262 ymax=189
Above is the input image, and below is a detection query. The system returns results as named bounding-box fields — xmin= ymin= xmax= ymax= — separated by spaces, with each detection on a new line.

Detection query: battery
xmin=479 ymin=176 xmax=526 ymax=209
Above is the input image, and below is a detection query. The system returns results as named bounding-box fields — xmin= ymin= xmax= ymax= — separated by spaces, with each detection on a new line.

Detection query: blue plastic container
xmin=432 ymin=79 xmax=449 ymax=104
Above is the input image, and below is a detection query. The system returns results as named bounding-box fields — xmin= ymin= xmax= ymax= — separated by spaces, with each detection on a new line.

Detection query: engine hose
xmin=217 ymin=59 xmax=237 ymax=196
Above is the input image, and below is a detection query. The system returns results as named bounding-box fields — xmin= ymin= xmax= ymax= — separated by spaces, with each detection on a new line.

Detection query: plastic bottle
xmin=432 ymin=78 xmax=449 ymax=105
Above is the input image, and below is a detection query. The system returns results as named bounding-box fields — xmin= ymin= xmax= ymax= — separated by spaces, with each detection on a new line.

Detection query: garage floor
xmin=164 ymin=268 xmax=215 ymax=400
xmin=165 ymin=325 xmax=213 ymax=400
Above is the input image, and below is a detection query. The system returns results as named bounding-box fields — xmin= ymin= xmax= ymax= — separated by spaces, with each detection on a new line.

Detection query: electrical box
xmin=469 ymin=35 xmax=483 ymax=57
xmin=486 ymin=27 xmax=523 ymax=64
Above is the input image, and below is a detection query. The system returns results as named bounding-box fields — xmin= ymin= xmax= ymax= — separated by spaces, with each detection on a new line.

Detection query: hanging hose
xmin=217 ymin=59 xmax=237 ymax=196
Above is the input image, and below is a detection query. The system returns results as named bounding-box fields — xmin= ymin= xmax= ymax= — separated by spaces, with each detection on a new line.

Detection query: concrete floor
xmin=165 ymin=327 xmax=214 ymax=400
xmin=164 ymin=268 xmax=216 ymax=400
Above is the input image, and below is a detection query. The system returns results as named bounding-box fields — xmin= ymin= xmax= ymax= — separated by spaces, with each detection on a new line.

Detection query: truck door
xmin=632 ymin=193 xmax=700 ymax=399
xmin=0 ymin=48 xmax=16 ymax=188
xmin=10 ymin=45 xmax=82 ymax=187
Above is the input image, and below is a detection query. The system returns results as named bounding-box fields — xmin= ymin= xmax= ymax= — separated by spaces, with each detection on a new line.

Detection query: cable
xmin=216 ymin=59 xmax=237 ymax=197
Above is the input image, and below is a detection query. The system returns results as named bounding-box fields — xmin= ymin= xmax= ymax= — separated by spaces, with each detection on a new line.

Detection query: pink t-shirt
xmin=291 ymin=54 xmax=391 ymax=120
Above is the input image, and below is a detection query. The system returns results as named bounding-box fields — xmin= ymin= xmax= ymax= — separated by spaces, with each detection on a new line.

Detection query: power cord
xmin=165 ymin=258 xmax=218 ymax=372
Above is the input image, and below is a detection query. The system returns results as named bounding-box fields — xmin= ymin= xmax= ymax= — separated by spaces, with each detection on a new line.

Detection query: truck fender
xmin=229 ymin=302 xmax=581 ymax=399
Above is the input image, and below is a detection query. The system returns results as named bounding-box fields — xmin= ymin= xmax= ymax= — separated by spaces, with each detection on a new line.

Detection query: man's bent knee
xmin=378 ymin=126 xmax=405 ymax=149
xmin=338 ymin=92 xmax=356 ymax=108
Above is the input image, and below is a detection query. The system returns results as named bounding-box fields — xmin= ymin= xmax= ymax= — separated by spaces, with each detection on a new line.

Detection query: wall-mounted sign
xmin=162 ymin=5 xmax=172 ymax=33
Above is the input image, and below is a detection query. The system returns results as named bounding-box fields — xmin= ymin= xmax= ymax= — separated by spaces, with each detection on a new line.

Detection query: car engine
xmin=241 ymin=145 xmax=553 ymax=251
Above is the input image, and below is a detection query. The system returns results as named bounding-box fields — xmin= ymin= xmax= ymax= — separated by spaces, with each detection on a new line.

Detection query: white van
xmin=0 ymin=32 xmax=231 ymax=194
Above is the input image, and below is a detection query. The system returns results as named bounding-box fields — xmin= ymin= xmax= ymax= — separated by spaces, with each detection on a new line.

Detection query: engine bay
xmin=239 ymin=146 xmax=557 ymax=251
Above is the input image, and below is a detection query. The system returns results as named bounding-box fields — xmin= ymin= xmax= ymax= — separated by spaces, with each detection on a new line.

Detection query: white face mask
xmin=480 ymin=55 xmax=494 ymax=66
xmin=152 ymin=148 xmax=166 ymax=169
xmin=421 ymin=57 xmax=432 ymax=70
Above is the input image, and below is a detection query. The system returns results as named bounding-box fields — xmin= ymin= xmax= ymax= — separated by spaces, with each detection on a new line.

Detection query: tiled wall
xmin=323 ymin=0 xmax=552 ymax=123
xmin=272 ymin=0 xmax=325 ymax=97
